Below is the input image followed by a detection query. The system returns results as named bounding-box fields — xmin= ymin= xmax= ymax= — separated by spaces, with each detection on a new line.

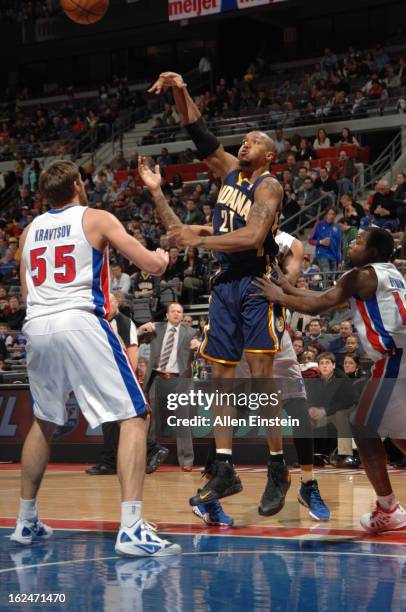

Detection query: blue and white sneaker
xmin=10 ymin=518 xmax=53 ymax=545
xmin=298 ymin=480 xmax=331 ymax=521
xmin=192 ymin=500 xmax=234 ymax=526
xmin=115 ymin=519 xmax=181 ymax=557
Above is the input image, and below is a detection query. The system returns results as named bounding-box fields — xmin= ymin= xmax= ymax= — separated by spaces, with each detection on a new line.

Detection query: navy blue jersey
xmin=212 ymin=169 xmax=279 ymax=276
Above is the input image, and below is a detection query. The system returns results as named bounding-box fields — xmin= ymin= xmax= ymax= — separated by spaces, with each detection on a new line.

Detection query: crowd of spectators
xmin=0 ymin=0 xmax=54 ymax=23
xmin=0 ymin=79 xmax=149 ymax=161
xmin=141 ymin=44 xmax=406 ymax=147
xmin=1 ymin=42 xmax=405 ymax=161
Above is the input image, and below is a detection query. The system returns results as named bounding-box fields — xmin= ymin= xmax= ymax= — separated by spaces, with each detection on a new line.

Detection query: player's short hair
xmin=365 ymin=227 xmax=394 ymax=262
xmin=39 ymin=160 xmax=80 ymax=208
xmin=318 ymin=352 xmax=336 ymax=365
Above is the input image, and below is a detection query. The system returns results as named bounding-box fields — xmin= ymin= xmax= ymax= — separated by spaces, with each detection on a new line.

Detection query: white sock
xmin=19 ymin=498 xmax=37 ymax=521
xmin=301 ymin=469 xmax=314 ymax=483
xmin=121 ymin=501 xmax=142 ymax=529
xmin=216 ymin=449 xmax=232 ymax=455
xmin=377 ymin=493 xmax=398 ymax=511
xmin=270 ymin=450 xmax=283 ymax=455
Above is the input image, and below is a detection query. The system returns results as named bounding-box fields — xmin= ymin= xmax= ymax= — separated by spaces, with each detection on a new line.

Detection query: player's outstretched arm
xmin=95 ymin=211 xmax=169 ymax=276
xmin=149 ymin=71 xmax=238 ymax=180
xmin=253 ymin=268 xmax=376 ymax=315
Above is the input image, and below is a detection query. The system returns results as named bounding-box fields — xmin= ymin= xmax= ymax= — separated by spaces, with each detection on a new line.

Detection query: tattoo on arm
xmin=154 ymin=193 xmax=182 ymax=230
xmin=248 ymin=180 xmax=282 ymax=230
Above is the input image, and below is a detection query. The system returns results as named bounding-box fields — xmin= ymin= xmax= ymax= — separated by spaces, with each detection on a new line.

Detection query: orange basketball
xmin=61 ymin=0 xmax=109 ymax=25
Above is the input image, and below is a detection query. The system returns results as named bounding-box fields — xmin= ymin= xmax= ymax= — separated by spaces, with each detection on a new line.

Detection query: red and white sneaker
xmin=360 ymin=502 xmax=406 ymax=533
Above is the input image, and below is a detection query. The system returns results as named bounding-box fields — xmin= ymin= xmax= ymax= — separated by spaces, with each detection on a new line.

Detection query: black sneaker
xmin=86 ymin=464 xmax=116 ymax=475
xmin=146 ymin=445 xmax=169 ymax=474
xmin=189 ymin=460 xmax=243 ymax=506
xmin=258 ymin=462 xmax=291 ymax=516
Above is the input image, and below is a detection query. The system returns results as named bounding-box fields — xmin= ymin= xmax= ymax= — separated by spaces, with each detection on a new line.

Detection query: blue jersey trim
xmin=47 ymin=205 xmax=75 ymax=215
xmin=98 ymin=318 xmax=147 ymax=416
xmin=91 ymin=248 xmax=105 ymax=317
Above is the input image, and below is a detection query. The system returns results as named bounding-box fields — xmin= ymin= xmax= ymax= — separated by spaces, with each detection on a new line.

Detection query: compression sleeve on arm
xmin=184 ymin=117 xmax=220 ymax=159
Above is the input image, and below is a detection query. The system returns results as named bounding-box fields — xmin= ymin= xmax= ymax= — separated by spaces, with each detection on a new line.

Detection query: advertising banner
xmin=168 ymin=0 xmax=288 ymax=21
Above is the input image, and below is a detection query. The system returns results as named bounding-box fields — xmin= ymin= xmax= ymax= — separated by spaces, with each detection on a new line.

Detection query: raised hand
xmin=148 ymin=72 xmax=186 ymax=95
xmin=138 ymin=158 xmax=162 ymax=193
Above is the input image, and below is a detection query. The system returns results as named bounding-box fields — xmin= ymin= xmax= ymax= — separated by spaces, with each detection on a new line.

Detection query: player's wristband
xmin=184 ymin=117 xmax=220 ymax=159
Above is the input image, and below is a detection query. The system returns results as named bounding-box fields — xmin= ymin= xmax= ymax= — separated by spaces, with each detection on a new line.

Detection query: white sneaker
xmin=10 ymin=519 xmax=53 ymax=545
xmin=115 ymin=519 xmax=181 ymax=557
xmin=360 ymin=503 xmax=406 ymax=533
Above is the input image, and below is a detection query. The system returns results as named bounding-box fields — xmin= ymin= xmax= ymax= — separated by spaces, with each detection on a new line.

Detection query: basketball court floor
xmin=1 ymin=464 xmax=406 ymax=611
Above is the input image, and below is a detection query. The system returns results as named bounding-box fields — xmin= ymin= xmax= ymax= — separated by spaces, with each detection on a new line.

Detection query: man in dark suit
xmin=138 ymin=302 xmax=199 ymax=470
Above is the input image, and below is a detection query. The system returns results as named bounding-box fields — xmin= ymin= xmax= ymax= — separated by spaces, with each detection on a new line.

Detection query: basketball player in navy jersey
xmin=140 ymin=71 xmax=288 ymax=515
xmin=254 ymin=228 xmax=406 ymax=533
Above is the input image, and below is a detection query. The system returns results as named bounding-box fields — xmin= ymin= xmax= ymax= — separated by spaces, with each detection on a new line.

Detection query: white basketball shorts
xmin=23 ymin=309 xmax=148 ymax=428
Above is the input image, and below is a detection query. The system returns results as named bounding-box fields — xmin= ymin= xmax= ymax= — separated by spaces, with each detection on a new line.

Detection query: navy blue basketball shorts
xmin=199 ymin=275 xmax=285 ymax=365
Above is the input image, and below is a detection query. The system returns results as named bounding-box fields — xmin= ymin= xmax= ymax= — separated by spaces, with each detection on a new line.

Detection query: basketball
xmin=61 ymin=0 xmax=109 ymax=25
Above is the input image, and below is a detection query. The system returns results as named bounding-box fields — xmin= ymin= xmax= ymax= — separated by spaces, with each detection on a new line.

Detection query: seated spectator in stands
xmin=277 ymin=140 xmax=294 ymax=164
xmin=202 ymin=203 xmax=213 ymax=224
xmin=129 ymin=152 xmax=139 ymax=170
xmin=111 ymin=150 xmax=128 ymax=172
xmin=310 ymin=62 xmax=328 ymax=85
xmin=110 ymin=262 xmax=131 ymax=294
xmin=157 ymin=147 xmax=171 ymax=169
xmin=302 ymin=102 xmax=317 ymax=124
xmin=182 ymin=315 xmax=193 ymax=327
xmin=6 ymin=296 xmax=25 ymax=331
xmin=293 ymin=337 xmax=304 ymax=359
xmin=313 ymin=128 xmax=331 ymax=150
xmin=321 ymin=48 xmax=338 ymax=75
xmin=182 ymin=247 xmax=204 ymax=304
xmin=345 ymin=335 xmax=361 ymax=359
xmin=162 ymin=247 xmax=185 ymax=283
xmin=309 ymin=207 xmax=342 ymax=284
xmin=392 ymin=172 xmax=406 ymax=230
xmin=370 ymin=179 xmax=398 ymax=230
xmin=299 ymin=351 xmax=320 ymax=378
xmin=304 ymin=318 xmax=332 ymax=350
xmin=308 ymin=351 xmax=358 ymax=464
xmin=184 ymin=199 xmax=205 ymax=225
xmin=113 ymin=290 xmax=132 ymax=318
xmin=171 ymin=174 xmax=183 ymax=195
xmin=274 ymin=129 xmax=285 ymax=156
xmin=327 ymin=320 xmax=354 ymax=362
xmin=314 ymin=166 xmax=338 ymax=205
xmin=132 ymin=270 xmax=159 ymax=299
xmin=296 ymin=177 xmax=321 ymax=225
xmin=296 ymin=138 xmax=314 ymax=161
xmin=285 ymin=154 xmax=299 ymax=177
xmin=351 ymin=89 xmax=368 ymax=117
xmin=343 ymin=354 xmax=365 ymax=379
xmin=293 ymin=167 xmax=308 ymax=194
xmin=336 ymin=150 xmax=355 ymax=194
xmin=335 ymin=127 xmax=360 ymax=148
xmin=315 ymin=95 xmax=332 ymax=119
xmin=281 ymin=184 xmax=300 ymax=234
xmin=339 ymin=194 xmax=365 ymax=228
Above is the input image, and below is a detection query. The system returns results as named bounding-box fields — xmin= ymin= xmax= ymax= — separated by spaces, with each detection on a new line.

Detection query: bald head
xmin=246 ymin=131 xmax=275 ymax=152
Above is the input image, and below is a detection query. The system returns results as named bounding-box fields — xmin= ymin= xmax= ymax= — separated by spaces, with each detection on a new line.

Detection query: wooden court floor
xmin=1 ymin=464 xmax=406 ymax=535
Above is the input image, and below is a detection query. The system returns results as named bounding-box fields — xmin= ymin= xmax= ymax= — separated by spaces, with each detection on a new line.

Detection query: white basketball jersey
xmin=349 ymin=262 xmax=406 ymax=362
xmin=23 ymin=205 xmax=110 ymax=321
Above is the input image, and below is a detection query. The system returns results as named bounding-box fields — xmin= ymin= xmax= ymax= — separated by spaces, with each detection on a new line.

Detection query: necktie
xmin=158 ymin=326 xmax=176 ymax=371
